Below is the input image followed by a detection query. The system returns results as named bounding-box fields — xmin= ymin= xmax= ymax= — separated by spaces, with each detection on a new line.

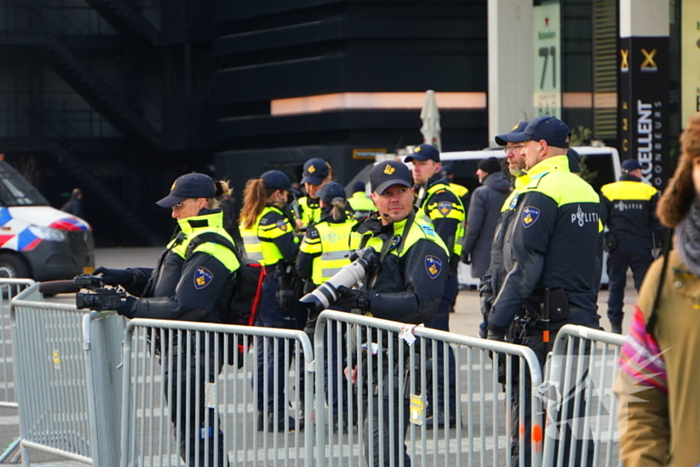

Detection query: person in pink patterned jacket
xmin=615 ymin=112 xmax=700 ymax=467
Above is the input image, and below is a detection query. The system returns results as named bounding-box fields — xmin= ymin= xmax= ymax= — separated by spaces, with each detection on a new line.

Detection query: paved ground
xmin=0 ymin=247 xmax=636 ymax=465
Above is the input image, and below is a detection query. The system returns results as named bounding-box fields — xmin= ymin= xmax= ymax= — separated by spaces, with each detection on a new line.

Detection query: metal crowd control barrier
xmin=0 ymin=278 xmax=35 ymax=464
xmin=541 ymin=325 xmax=626 ymax=467
xmin=0 ymin=278 xmax=35 ymax=409
xmin=120 ymin=319 xmax=314 ymax=467
xmin=11 ymin=283 xmax=125 ymax=466
xmin=314 ymin=310 xmax=544 ymax=467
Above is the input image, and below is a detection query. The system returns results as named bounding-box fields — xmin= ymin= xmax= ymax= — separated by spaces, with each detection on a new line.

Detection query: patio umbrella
xmin=420 ymin=89 xmax=442 ymax=151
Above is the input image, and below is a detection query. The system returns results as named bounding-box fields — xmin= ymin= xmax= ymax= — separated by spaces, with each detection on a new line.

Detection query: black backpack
xmin=186 ymin=232 xmax=266 ymax=367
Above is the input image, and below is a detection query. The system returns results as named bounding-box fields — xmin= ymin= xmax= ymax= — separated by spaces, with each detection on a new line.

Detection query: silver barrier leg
xmin=0 ymin=437 xmax=20 ymax=463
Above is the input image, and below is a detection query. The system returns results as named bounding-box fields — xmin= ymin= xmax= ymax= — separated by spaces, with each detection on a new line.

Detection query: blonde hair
xmin=657 ymin=112 xmax=700 ymax=227
xmin=240 ymin=178 xmax=274 ymax=230
xmin=330 ymin=197 xmax=346 ymax=221
xmin=206 ymin=180 xmax=232 ymax=209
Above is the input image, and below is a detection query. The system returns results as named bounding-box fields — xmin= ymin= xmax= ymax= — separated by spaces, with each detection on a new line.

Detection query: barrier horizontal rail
xmin=541 ymin=325 xmax=625 ymax=467
xmin=120 ymin=319 xmax=314 ymax=467
xmin=11 ymin=283 xmax=125 ymax=467
xmin=314 ymin=310 xmax=544 ymax=467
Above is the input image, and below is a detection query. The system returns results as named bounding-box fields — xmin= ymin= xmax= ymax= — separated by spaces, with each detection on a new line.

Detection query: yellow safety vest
xmin=239 ymin=206 xmax=295 ymax=266
xmin=348 ymin=192 xmax=376 ymax=215
xmin=501 ymin=174 xmax=530 ymax=212
xmin=421 ymin=183 xmax=466 ymax=256
xmin=298 ymin=197 xmax=322 ymax=226
xmin=168 ymin=211 xmax=239 ymax=272
xmin=449 ymin=183 xmax=469 ymax=199
xmin=299 ymin=218 xmax=360 ymax=285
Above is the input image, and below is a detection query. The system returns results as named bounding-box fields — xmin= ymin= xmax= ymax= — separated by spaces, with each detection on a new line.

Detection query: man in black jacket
xmin=337 ymin=160 xmax=448 ymax=466
xmin=600 ymin=159 xmax=666 ymax=333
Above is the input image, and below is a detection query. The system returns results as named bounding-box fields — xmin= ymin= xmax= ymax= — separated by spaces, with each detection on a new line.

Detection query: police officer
xmin=488 ymin=116 xmax=601 ymax=465
xmin=347 ymin=181 xmax=375 ymax=219
xmin=297 ymin=158 xmax=332 ymax=228
xmin=93 ymin=172 xmax=237 ymax=467
xmin=600 ymin=159 xmax=666 ymax=333
xmin=478 ymin=121 xmax=530 ymax=337
xmin=297 ymin=181 xmax=359 ymax=429
xmin=297 ymin=181 xmax=359 ymax=318
xmin=406 ymin=143 xmax=465 ymax=428
xmin=338 ymin=160 xmax=448 ymax=466
xmin=238 ymin=170 xmax=303 ymax=431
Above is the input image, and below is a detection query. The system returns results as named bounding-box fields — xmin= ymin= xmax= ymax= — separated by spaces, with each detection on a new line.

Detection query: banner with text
xmin=619 ymin=36 xmax=669 ymax=189
xmin=533 ymin=0 xmax=561 ymax=118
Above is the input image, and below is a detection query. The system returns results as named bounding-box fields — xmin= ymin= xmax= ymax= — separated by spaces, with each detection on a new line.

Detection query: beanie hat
xmin=352 ymin=181 xmax=366 ymax=193
xmin=478 ymin=157 xmax=502 ymax=176
xmin=567 ymin=148 xmax=581 ymax=173
xmin=657 ymin=112 xmax=700 ymax=227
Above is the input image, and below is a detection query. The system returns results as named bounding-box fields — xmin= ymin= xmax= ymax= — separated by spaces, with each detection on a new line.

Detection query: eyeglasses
xmin=172 ymin=199 xmax=191 ymax=211
xmin=504 ymin=145 xmax=525 ymax=154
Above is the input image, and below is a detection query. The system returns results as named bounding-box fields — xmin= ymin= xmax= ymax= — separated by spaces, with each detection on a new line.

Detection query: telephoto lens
xmin=299 ymin=246 xmax=378 ymax=312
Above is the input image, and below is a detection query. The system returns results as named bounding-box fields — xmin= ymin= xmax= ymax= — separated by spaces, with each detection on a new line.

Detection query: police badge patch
xmin=521 ymin=206 xmax=540 ymax=228
xmin=194 ymin=267 xmax=213 ymax=290
xmin=276 ymin=219 xmax=288 ymax=232
xmin=425 ymin=255 xmax=443 ymax=280
xmin=437 ymin=201 xmax=452 ymax=216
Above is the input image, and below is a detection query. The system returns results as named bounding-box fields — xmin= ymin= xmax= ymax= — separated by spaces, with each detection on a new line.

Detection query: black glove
xmin=460 ymin=252 xmax=472 ymax=265
xmin=115 ymin=296 xmax=137 ymax=318
xmin=93 ymin=267 xmax=134 ymax=286
xmin=478 ymin=279 xmax=494 ymax=320
xmin=334 ymin=286 xmax=368 ymax=312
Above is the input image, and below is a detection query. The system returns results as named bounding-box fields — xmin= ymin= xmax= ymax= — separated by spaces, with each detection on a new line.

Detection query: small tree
xmin=569 ymin=125 xmax=592 ymax=147
xmin=578 ymin=155 xmax=599 ymax=185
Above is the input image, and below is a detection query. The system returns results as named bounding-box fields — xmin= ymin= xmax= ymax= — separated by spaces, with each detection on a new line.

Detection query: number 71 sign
xmin=533 ymin=1 xmax=561 ymax=118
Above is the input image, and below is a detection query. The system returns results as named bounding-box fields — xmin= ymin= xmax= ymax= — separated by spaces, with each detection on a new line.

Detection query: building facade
xmin=0 ymin=0 xmax=683 ymax=245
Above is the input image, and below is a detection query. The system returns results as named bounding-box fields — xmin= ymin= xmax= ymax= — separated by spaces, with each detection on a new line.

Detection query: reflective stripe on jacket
xmin=240 ymin=205 xmax=295 ymax=266
xmin=299 ymin=218 xmax=360 ymax=285
xmin=420 ymin=180 xmax=466 ymax=257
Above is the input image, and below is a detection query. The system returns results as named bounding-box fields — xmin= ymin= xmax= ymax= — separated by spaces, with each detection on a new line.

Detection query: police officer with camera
xmin=93 ymin=172 xmax=237 ymax=467
xmin=336 ymin=160 xmax=448 ymax=466
xmin=488 ymin=116 xmax=601 ymax=465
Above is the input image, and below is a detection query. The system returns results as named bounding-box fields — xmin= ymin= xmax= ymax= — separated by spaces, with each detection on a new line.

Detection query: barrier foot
xmin=0 ymin=437 xmax=20 ymax=463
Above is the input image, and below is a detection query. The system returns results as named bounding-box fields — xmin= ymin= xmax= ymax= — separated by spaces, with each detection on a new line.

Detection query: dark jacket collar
xmin=620 ymin=173 xmax=642 ymax=182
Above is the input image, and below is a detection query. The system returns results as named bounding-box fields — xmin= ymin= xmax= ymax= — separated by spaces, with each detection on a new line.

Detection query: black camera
xmin=74 ymin=274 xmax=127 ymax=311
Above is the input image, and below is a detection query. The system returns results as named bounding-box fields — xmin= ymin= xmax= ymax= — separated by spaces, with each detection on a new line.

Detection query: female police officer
xmin=93 ymin=172 xmax=237 ymax=467
xmin=238 ymin=169 xmax=303 ymax=431
xmin=297 ymin=158 xmax=333 ymax=228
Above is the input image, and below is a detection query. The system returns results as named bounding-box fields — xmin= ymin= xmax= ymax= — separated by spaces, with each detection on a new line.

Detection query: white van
xmin=438 ymin=146 xmax=621 ymax=287
xmin=0 ymin=160 xmax=94 ymax=280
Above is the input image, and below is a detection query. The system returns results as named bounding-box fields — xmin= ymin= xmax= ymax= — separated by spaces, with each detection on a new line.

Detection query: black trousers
xmin=606 ymin=244 xmax=653 ymax=325
xmin=359 ymin=346 xmax=412 ymax=467
xmin=161 ymin=334 xmax=229 ymax=467
xmin=508 ymin=315 xmax=597 ymax=467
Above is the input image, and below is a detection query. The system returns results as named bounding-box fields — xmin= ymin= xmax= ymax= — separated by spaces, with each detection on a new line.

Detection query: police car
xmin=0 ymin=160 xmax=94 ymax=280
